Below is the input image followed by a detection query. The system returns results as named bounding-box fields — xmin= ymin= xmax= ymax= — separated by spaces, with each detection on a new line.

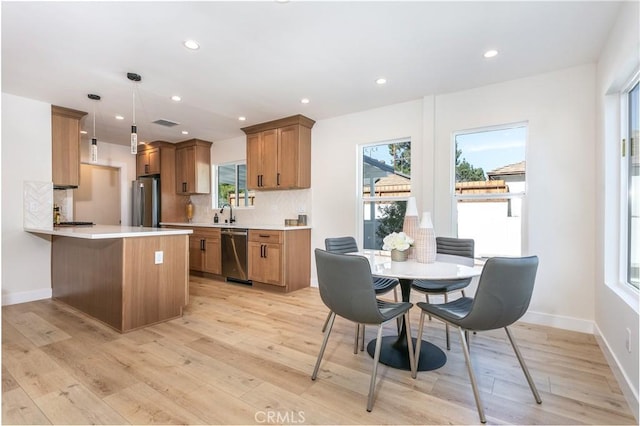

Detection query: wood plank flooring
xmin=2 ymin=275 xmax=637 ymax=425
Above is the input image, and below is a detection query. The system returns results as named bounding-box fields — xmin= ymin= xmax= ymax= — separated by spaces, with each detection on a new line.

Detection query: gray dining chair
xmin=413 ymin=256 xmax=541 ymax=423
xmin=411 ymin=236 xmax=474 ymax=349
xmin=312 ymin=248 xmax=415 ymax=411
xmin=322 ymin=236 xmax=400 ymax=352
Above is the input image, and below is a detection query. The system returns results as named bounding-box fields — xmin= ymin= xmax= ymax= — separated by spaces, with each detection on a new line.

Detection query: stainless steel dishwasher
xmin=221 ymin=228 xmax=251 ymax=284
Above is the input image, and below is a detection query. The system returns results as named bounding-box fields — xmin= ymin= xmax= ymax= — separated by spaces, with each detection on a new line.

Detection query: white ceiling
xmin=1 ymin=1 xmax=622 ymax=147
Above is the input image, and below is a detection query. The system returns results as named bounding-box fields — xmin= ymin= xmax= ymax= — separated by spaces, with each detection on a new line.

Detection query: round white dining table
xmin=354 ymin=251 xmax=482 ymax=372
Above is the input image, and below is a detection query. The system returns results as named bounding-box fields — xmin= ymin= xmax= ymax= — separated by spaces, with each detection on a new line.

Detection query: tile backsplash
xmin=23 ymin=181 xmax=53 ymax=228
xmin=189 ymin=188 xmax=311 ymax=226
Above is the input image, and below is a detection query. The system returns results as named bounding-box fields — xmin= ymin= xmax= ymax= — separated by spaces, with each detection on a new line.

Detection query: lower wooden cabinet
xmin=168 ymin=226 xmax=221 ymax=275
xmin=248 ymin=229 xmax=310 ymax=292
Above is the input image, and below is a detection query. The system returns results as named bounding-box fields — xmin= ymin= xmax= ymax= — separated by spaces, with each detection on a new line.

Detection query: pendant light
xmin=88 ymin=94 xmax=101 ymax=163
xmin=127 ymin=72 xmax=141 ymax=154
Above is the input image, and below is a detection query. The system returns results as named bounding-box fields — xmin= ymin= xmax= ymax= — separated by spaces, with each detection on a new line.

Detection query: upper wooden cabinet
xmin=175 ymin=139 xmax=212 ymax=195
xmin=242 ymin=115 xmax=315 ymax=190
xmin=136 ymin=146 xmax=160 ymax=176
xmin=52 ymin=105 xmax=87 ymax=188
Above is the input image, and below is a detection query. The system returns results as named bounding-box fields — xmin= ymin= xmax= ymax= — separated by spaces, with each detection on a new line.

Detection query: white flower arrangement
xmin=382 ymin=231 xmax=414 ymax=252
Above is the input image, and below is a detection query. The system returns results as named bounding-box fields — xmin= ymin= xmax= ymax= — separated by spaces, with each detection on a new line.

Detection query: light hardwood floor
xmin=3 ymin=275 xmax=637 ymax=425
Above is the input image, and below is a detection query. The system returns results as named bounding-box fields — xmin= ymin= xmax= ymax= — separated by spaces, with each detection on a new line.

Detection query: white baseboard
xmin=2 ymin=288 xmax=52 ymax=306
xmin=594 ymin=324 xmax=640 ymax=422
xmin=521 ymin=309 xmax=595 ymax=334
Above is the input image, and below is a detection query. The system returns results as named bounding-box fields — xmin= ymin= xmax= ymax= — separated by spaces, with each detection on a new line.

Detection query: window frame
xmin=451 ymin=122 xmax=528 ymax=258
xmin=620 ymin=73 xmax=639 ymax=290
xmin=213 ymin=161 xmax=253 ymax=210
xmin=356 ymin=138 xmax=412 ymax=250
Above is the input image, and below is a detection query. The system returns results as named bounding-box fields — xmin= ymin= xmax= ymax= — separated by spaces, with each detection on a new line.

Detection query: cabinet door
xmin=246 ymin=133 xmax=261 ymax=190
xmin=203 ymin=238 xmax=221 ymax=275
xmin=248 ymin=242 xmax=282 ymax=285
xmin=176 ymin=146 xmax=195 ymax=194
xmin=261 ymin=129 xmax=278 ymax=188
xmin=188 ymin=234 xmax=203 ymax=272
xmin=52 ymin=112 xmax=81 ymax=187
xmin=136 ymin=152 xmax=147 ymax=177
xmin=277 ymin=124 xmax=300 ymax=188
xmin=147 ymin=148 xmax=161 ymax=175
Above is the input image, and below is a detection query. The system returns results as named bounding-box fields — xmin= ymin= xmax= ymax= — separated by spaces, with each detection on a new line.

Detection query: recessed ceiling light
xmin=483 ymin=49 xmax=498 ymax=58
xmin=301 ymin=98 xmax=310 ymax=104
xmin=80 ymin=130 xmax=87 ymax=135
xmin=375 ymin=77 xmax=387 ymax=85
xmin=183 ymin=40 xmax=200 ymax=50
xmin=171 ymin=95 xmax=182 ymax=102
xmin=181 ymin=130 xmax=189 ymax=135
xmin=115 ymin=115 xmax=124 ymax=120
xmin=238 ymin=116 xmax=247 ymax=121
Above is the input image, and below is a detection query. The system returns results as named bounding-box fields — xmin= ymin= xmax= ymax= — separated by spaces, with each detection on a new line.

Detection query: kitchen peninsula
xmin=25 ymin=225 xmax=192 ymax=333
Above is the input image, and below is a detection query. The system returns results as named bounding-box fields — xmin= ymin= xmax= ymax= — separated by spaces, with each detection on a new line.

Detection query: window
xmin=453 ymin=124 xmax=527 ymax=258
xmin=215 ymin=162 xmax=254 ymax=208
xmin=624 ymin=81 xmax=639 ymax=289
xmin=359 ymin=139 xmax=411 ymax=250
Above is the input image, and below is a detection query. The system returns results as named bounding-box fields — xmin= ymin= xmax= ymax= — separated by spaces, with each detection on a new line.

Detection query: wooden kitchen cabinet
xmin=248 ymin=229 xmax=310 ymax=292
xmin=136 ymin=141 xmax=182 ymax=222
xmin=175 ymin=139 xmax=212 ymax=195
xmin=242 ymin=115 xmax=314 ymax=190
xmin=136 ymin=146 xmax=160 ymax=176
xmin=172 ymin=226 xmax=221 ymax=274
xmin=52 ymin=105 xmax=87 ymax=188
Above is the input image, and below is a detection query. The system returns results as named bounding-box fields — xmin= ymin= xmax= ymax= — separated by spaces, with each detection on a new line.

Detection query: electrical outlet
xmin=626 ymin=328 xmax=632 ymax=353
xmin=154 ymin=251 xmax=163 ymax=264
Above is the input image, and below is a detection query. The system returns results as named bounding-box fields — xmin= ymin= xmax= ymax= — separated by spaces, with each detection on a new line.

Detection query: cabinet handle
xmin=257 ymin=175 xmax=261 ymax=187
xmin=259 ymin=234 xmax=270 ymax=238
xmin=277 ymin=172 xmax=280 ymax=186
xmin=145 ymin=164 xmax=149 ymax=174
xmin=182 ymin=182 xmax=187 ymax=193
xmin=260 ymin=244 xmax=264 ymax=258
xmin=262 ymin=244 xmax=267 ymax=258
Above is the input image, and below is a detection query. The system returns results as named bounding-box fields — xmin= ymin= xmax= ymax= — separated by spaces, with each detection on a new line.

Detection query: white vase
xmin=415 ymin=212 xmax=436 ymax=263
xmin=402 ymin=197 xmax=419 ymax=259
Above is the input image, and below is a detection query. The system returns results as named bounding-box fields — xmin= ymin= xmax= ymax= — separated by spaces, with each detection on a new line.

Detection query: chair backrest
xmin=325 ymin=236 xmax=359 ymax=254
xmin=458 ymin=256 xmax=539 ymax=331
xmin=314 ymin=249 xmax=384 ymax=324
xmin=436 ymin=237 xmax=474 ymax=259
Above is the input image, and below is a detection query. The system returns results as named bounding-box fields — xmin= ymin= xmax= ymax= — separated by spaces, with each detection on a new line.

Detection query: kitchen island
xmin=25 ymin=225 xmax=192 ymax=333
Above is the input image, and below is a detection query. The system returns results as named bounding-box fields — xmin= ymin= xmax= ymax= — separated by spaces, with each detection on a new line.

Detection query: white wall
xmin=1 ymin=93 xmax=54 ymax=304
xmin=595 ymin=0 xmax=639 ymax=416
xmin=1 ymin=93 xmax=136 ymax=304
xmin=433 ymin=64 xmax=597 ymax=332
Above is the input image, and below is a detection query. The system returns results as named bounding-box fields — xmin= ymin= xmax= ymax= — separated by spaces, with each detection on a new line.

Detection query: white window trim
xmin=212 ymin=161 xmax=254 ymax=210
xmin=451 ymin=122 xmax=528 ymax=256
xmin=356 ymin=138 xmax=412 ymax=248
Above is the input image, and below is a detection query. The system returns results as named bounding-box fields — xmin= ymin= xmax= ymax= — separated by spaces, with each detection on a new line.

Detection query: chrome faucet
xmin=220 ymin=203 xmax=235 ymax=224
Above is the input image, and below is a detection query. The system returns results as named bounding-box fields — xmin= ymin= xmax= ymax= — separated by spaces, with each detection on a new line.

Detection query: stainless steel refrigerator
xmin=132 ymin=177 xmax=160 ymax=227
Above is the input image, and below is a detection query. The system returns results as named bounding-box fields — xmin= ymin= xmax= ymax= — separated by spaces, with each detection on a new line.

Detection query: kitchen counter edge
xmin=161 ymin=222 xmax=311 ymax=231
xmin=25 ymin=225 xmax=193 ymax=240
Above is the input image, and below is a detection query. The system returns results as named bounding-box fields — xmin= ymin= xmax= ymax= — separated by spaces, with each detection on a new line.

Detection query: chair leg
xmin=404 ymin=312 xmax=416 ymax=378
xmin=360 ymin=324 xmax=365 ymax=352
xmin=505 ymin=326 xmax=542 ymax=404
xmin=321 ymin=311 xmax=332 ymax=332
xmin=444 ymin=293 xmax=450 ymax=350
xmin=367 ymin=324 xmax=385 ymax=412
xmin=425 ymin=294 xmax=432 ymax=320
xmin=312 ymin=312 xmax=336 ymax=380
xmin=457 ymin=326 xmax=486 ymax=423
xmin=413 ymin=310 xmax=426 ymax=378
xmin=354 ymin=323 xmax=361 ymax=354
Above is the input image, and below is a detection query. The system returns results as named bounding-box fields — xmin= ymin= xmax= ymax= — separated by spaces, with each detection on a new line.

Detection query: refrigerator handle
xmin=139 ymin=183 xmax=145 ymax=227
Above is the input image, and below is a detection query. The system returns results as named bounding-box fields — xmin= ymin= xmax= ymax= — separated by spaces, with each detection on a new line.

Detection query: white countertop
xmin=25 ymin=225 xmax=193 ymax=240
xmin=354 ymin=251 xmax=482 ymax=280
xmin=161 ymin=222 xmax=311 ymax=231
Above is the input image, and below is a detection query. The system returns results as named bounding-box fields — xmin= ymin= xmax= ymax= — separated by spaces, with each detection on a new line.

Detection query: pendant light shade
xmin=127 ymin=72 xmax=142 ymax=155
xmin=88 ymin=94 xmax=100 ymax=163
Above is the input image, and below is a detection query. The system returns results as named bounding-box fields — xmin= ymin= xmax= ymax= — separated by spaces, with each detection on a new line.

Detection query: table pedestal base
xmin=367 ymin=336 xmax=446 ymax=371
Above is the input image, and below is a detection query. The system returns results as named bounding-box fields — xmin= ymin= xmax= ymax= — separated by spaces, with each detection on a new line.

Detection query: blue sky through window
xmin=456 ymin=126 xmax=526 ymax=174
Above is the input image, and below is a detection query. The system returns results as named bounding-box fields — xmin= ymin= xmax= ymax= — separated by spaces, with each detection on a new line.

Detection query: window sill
xmin=605 ymin=280 xmax=640 ymax=314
